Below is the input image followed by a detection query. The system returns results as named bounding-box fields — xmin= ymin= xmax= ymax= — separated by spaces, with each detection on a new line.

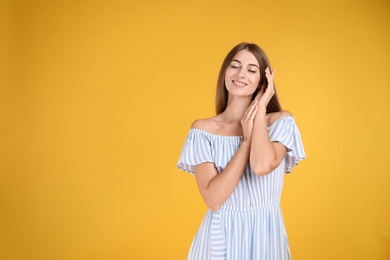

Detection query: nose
xmin=237 ymin=68 xmax=245 ymax=78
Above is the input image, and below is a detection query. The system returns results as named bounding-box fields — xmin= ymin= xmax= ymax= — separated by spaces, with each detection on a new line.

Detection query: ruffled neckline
xmin=189 ymin=116 xmax=293 ymax=138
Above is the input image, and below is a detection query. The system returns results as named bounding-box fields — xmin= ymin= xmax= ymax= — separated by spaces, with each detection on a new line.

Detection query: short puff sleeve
xmin=177 ymin=129 xmax=213 ymax=174
xmin=269 ymin=116 xmax=306 ymax=173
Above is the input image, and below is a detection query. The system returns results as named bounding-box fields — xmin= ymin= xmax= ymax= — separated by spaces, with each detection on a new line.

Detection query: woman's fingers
xmin=242 ymin=100 xmax=258 ymax=124
xmin=248 ymin=103 xmax=258 ymax=119
xmin=256 ymin=67 xmax=276 ymax=109
xmin=246 ymin=100 xmax=258 ymax=120
xmin=262 ymin=67 xmax=276 ymax=98
xmin=265 ymin=67 xmax=275 ymax=88
xmin=243 ymin=100 xmax=257 ymax=120
xmin=241 ymin=100 xmax=258 ymax=140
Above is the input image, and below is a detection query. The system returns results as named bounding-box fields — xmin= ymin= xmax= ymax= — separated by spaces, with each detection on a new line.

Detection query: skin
xmin=191 ymin=50 xmax=292 ymax=211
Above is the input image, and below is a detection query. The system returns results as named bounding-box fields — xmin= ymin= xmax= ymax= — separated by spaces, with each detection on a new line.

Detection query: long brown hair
xmin=215 ymin=42 xmax=282 ymax=114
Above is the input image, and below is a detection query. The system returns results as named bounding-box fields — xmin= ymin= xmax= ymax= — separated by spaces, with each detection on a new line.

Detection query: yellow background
xmin=1 ymin=0 xmax=389 ymax=259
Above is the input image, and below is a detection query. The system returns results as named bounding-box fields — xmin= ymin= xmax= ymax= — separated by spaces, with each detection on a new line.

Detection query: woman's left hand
xmin=255 ymin=67 xmax=275 ymax=110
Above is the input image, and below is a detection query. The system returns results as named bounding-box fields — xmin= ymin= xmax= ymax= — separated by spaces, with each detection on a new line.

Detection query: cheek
xmin=224 ymin=70 xmax=233 ymax=84
xmin=225 ymin=69 xmax=234 ymax=79
xmin=251 ymin=75 xmax=261 ymax=86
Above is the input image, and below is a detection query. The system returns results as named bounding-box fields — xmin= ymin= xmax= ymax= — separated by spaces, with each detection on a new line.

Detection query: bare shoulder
xmin=267 ymin=110 xmax=294 ymax=126
xmin=191 ymin=114 xmax=243 ymax=136
xmin=190 ymin=117 xmax=219 ymax=132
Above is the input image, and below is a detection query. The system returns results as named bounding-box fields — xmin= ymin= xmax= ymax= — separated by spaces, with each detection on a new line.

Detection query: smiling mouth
xmin=233 ymin=80 xmax=247 ymax=88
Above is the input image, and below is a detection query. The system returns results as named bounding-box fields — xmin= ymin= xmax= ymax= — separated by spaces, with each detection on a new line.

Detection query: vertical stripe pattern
xmin=177 ymin=116 xmax=306 ymax=260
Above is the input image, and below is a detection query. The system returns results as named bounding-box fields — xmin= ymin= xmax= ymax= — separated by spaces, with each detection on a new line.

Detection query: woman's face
xmin=224 ymin=49 xmax=261 ymax=98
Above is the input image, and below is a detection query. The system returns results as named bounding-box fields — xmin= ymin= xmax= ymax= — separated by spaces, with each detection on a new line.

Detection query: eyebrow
xmin=231 ymin=59 xmax=259 ymax=68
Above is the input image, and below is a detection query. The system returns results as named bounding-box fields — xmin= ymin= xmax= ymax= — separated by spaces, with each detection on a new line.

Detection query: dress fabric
xmin=177 ymin=116 xmax=306 ymax=260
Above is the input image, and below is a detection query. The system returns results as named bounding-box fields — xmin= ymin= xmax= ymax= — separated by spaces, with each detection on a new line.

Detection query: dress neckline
xmin=190 ymin=116 xmax=293 ymax=138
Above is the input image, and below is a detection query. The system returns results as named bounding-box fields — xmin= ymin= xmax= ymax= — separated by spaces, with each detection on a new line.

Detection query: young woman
xmin=177 ymin=42 xmax=306 ymax=260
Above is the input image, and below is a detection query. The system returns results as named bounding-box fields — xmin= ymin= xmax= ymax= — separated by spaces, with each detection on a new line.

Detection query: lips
xmin=233 ymin=80 xmax=247 ymax=88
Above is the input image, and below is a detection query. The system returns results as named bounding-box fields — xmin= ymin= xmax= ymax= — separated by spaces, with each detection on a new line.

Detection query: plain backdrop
xmin=1 ymin=0 xmax=389 ymax=259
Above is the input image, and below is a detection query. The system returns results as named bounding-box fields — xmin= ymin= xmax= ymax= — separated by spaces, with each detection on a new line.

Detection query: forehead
xmin=232 ymin=50 xmax=259 ymax=66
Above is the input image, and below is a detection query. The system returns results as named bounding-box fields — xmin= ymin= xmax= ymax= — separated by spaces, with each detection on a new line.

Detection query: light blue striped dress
xmin=177 ymin=116 xmax=306 ymax=260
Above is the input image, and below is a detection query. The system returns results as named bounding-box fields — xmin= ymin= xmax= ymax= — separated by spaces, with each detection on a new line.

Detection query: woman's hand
xmin=241 ymin=99 xmax=258 ymax=141
xmin=255 ymin=67 xmax=276 ymax=109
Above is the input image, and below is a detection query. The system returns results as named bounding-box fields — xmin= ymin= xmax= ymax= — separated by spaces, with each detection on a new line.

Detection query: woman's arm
xmin=194 ymin=141 xmax=250 ymax=211
xmin=249 ymin=68 xmax=288 ymax=176
xmin=249 ymin=110 xmax=289 ymax=176
xmin=194 ymin=99 xmax=259 ymax=211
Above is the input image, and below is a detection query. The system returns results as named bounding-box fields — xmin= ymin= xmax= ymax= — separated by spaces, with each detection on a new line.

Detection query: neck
xmin=221 ymin=96 xmax=252 ymax=122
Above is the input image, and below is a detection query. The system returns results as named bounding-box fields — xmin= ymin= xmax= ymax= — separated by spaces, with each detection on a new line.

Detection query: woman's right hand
xmin=241 ymin=99 xmax=259 ymax=142
xmin=255 ymin=67 xmax=275 ymax=110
